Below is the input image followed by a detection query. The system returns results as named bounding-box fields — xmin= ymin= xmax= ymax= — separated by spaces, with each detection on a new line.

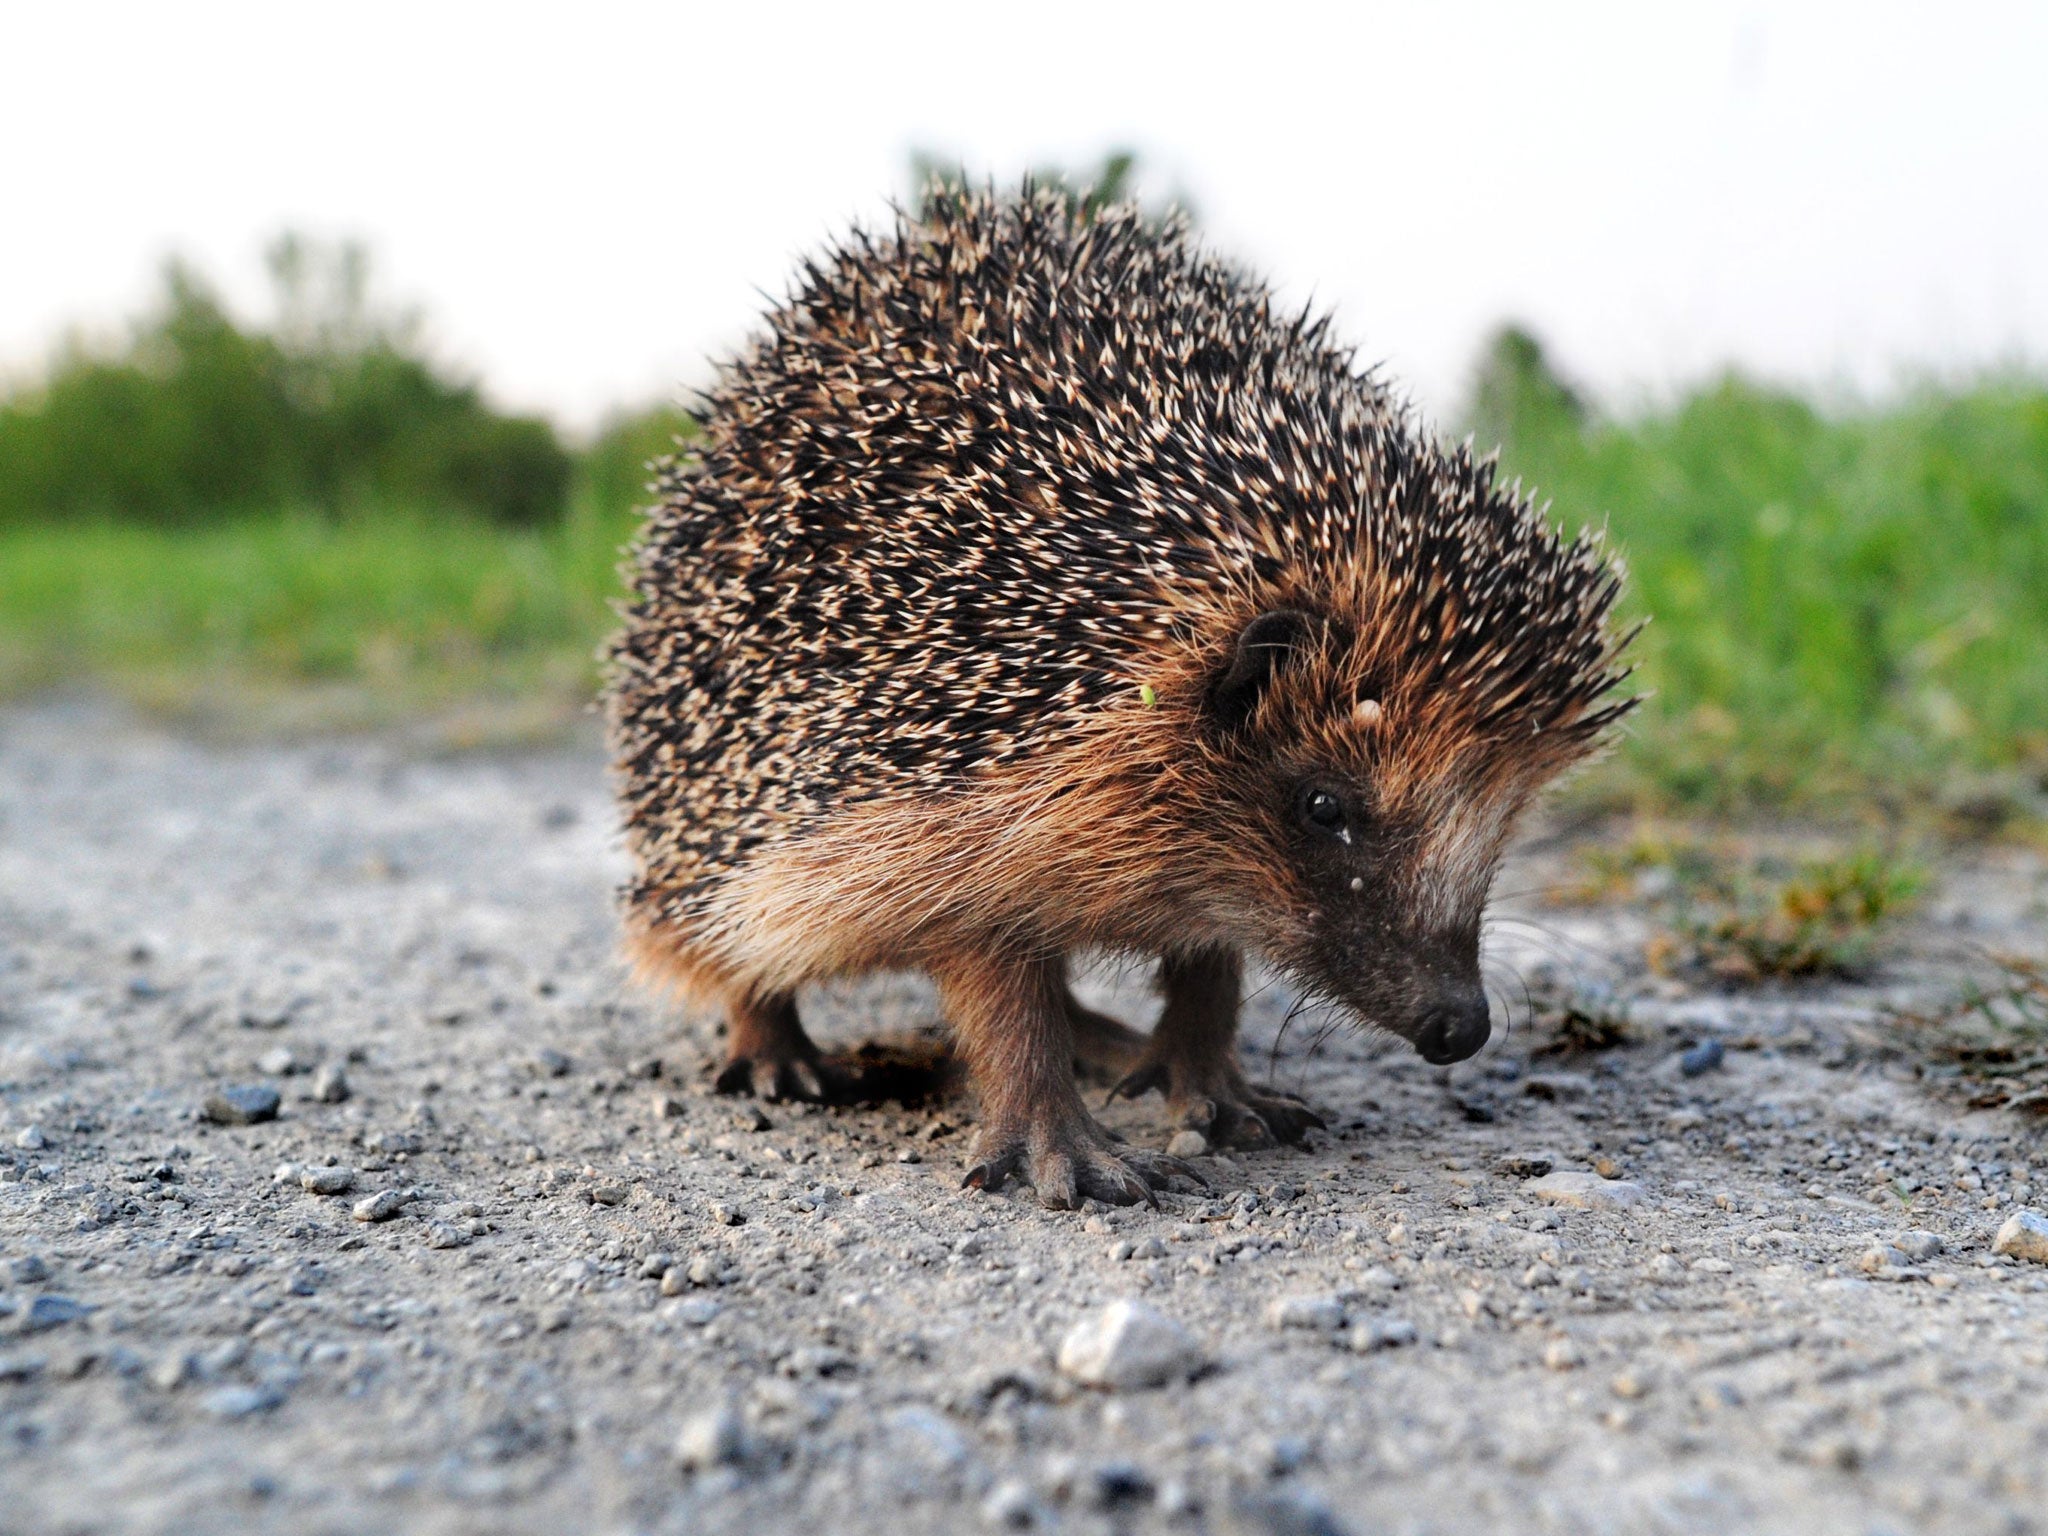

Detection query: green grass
xmin=0 ymin=499 xmax=640 ymax=727
xmin=1478 ymin=347 xmax=2048 ymax=813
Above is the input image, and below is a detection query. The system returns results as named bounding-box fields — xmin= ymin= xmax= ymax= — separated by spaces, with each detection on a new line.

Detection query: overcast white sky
xmin=5 ymin=2 xmax=2044 ymax=434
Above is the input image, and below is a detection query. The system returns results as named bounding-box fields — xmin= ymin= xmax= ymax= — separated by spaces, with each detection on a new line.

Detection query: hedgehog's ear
xmin=1210 ymin=609 xmax=1311 ymax=733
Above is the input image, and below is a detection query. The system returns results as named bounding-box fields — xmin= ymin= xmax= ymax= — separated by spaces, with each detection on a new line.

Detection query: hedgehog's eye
xmin=1300 ymin=787 xmax=1346 ymax=835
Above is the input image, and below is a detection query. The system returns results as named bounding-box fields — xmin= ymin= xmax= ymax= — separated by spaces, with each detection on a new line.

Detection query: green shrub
xmin=0 ymin=236 xmax=571 ymax=528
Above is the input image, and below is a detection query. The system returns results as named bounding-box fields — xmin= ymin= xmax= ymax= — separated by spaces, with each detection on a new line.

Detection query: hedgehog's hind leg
xmin=939 ymin=949 xmax=1203 ymax=1211
xmin=713 ymin=989 xmax=847 ymax=1104
xmin=1109 ymin=948 xmax=1325 ymax=1148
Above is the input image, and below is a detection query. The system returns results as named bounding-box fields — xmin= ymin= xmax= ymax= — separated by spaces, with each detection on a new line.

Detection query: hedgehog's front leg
xmin=1110 ymin=947 xmax=1325 ymax=1148
xmin=939 ymin=948 xmax=1200 ymax=1210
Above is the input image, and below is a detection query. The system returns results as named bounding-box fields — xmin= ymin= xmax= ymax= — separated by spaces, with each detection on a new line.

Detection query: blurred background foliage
xmin=1 ymin=161 xmax=2044 ymax=828
xmin=0 ymin=235 xmax=576 ymax=528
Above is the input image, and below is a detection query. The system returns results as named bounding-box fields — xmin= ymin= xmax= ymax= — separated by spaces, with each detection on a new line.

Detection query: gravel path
xmin=2 ymin=700 xmax=2045 ymax=1536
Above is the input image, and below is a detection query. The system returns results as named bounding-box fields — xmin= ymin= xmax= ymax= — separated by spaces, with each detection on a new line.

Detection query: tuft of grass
xmin=1530 ymin=993 xmax=1636 ymax=1056
xmin=1891 ymin=955 xmax=2048 ymax=1115
xmin=1562 ymin=833 xmax=1925 ymax=982
xmin=1673 ymin=849 xmax=1926 ymax=981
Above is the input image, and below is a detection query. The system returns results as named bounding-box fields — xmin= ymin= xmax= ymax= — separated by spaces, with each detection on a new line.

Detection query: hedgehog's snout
xmin=1409 ymin=989 xmax=1492 ymax=1066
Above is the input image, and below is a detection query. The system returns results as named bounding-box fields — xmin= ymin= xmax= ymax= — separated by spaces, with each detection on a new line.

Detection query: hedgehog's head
xmin=1193 ymin=576 xmax=1630 ymax=1064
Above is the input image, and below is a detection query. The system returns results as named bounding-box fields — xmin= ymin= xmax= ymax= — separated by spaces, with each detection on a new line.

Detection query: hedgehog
xmin=605 ymin=184 xmax=1634 ymax=1210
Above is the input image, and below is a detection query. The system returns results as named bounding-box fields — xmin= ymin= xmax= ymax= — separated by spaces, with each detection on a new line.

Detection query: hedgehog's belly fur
xmin=619 ymin=730 xmax=1244 ymax=1011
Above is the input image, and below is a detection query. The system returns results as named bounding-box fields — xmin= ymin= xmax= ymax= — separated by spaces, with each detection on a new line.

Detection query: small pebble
xmin=1992 ymin=1208 xmax=2048 ymax=1265
xmin=299 ymin=1166 xmax=356 ymax=1196
xmin=9 ymin=1255 xmax=51 ymax=1285
xmin=424 ymin=1222 xmax=469 ymax=1249
xmin=20 ymin=1295 xmax=92 ymax=1332
xmin=1266 ymin=1294 xmax=1346 ymax=1332
xmin=13 ymin=1125 xmax=48 ymax=1151
xmin=1057 ymin=1299 xmax=1206 ymax=1390
xmin=709 ymin=1204 xmax=745 ymax=1226
xmin=1894 ymin=1230 xmax=1944 ymax=1263
xmin=202 ymin=1085 xmax=281 ymax=1126
xmin=675 ymin=1401 xmax=748 ymax=1470
xmin=310 ymin=1064 xmax=351 ymax=1104
xmin=1087 ymin=1461 xmax=1154 ymax=1507
xmin=673 ymin=1297 xmax=721 ymax=1326
xmin=1498 ymin=1151 xmax=1554 ymax=1178
xmin=660 ymin=1266 xmax=689 ymax=1297
xmin=1526 ymin=1171 xmax=1645 ymax=1211
xmin=531 ymin=1049 xmax=573 ymax=1078
xmin=981 ymin=1477 xmax=1041 ymax=1528
xmin=0 ymin=1354 xmax=46 ymax=1383
xmin=1678 ymin=1039 xmax=1725 ymax=1077
xmin=1347 ymin=1316 xmax=1418 ymax=1353
xmin=255 ymin=1046 xmax=302 ymax=1076
xmin=202 ymin=1385 xmax=283 ymax=1420
xmin=1166 ymin=1129 xmax=1210 ymax=1158
xmin=352 ymin=1190 xmax=409 ymax=1224
xmin=1543 ymin=1338 xmax=1583 ymax=1371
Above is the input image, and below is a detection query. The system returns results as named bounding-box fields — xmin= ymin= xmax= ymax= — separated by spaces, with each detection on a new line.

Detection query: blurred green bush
xmin=0 ymin=234 xmax=570 ymax=527
xmin=1468 ymin=328 xmax=2048 ymax=807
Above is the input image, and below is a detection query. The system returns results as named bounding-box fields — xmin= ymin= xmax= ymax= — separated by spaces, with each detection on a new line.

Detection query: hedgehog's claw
xmin=713 ymin=1052 xmax=847 ymax=1104
xmin=962 ymin=1147 xmax=1027 ymax=1195
xmin=963 ymin=1119 xmax=1203 ymax=1211
xmin=1209 ymin=1086 xmax=1325 ymax=1150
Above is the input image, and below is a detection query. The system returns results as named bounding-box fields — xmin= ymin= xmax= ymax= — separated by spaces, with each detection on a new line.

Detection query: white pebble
xmin=675 ymin=1400 xmax=747 ymax=1471
xmin=1992 ymin=1209 xmax=2048 ymax=1265
xmin=1526 ymin=1171 xmax=1646 ymax=1211
xmin=1056 ymin=1299 xmax=1205 ymax=1390
xmin=1266 ymin=1294 xmax=1346 ymax=1332
xmin=352 ymin=1189 xmax=408 ymax=1223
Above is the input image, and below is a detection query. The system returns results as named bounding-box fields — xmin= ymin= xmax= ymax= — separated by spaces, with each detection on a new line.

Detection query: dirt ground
xmin=2 ymin=698 xmax=2045 ymax=1536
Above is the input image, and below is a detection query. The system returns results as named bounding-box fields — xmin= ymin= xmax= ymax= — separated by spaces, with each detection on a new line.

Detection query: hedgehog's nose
xmin=1412 ymin=992 xmax=1492 ymax=1065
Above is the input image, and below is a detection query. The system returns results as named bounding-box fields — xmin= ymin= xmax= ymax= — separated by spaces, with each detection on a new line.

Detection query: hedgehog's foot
xmin=1107 ymin=946 xmax=1325 ymax=1149
xmin=936 ymin=949 xmax=1202 ymax=1212
xmin=1110 ymin=1057 xmax=1324 ymax=1148
xmin=711 ymin=990 xmax=849 ymax=1104
xmin=962 ymin=1114 xmax=1206 ymax=1209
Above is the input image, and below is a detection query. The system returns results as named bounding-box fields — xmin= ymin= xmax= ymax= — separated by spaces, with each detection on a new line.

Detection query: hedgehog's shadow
xmin=818 ymin=1033 xmax=963 ymax=1108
